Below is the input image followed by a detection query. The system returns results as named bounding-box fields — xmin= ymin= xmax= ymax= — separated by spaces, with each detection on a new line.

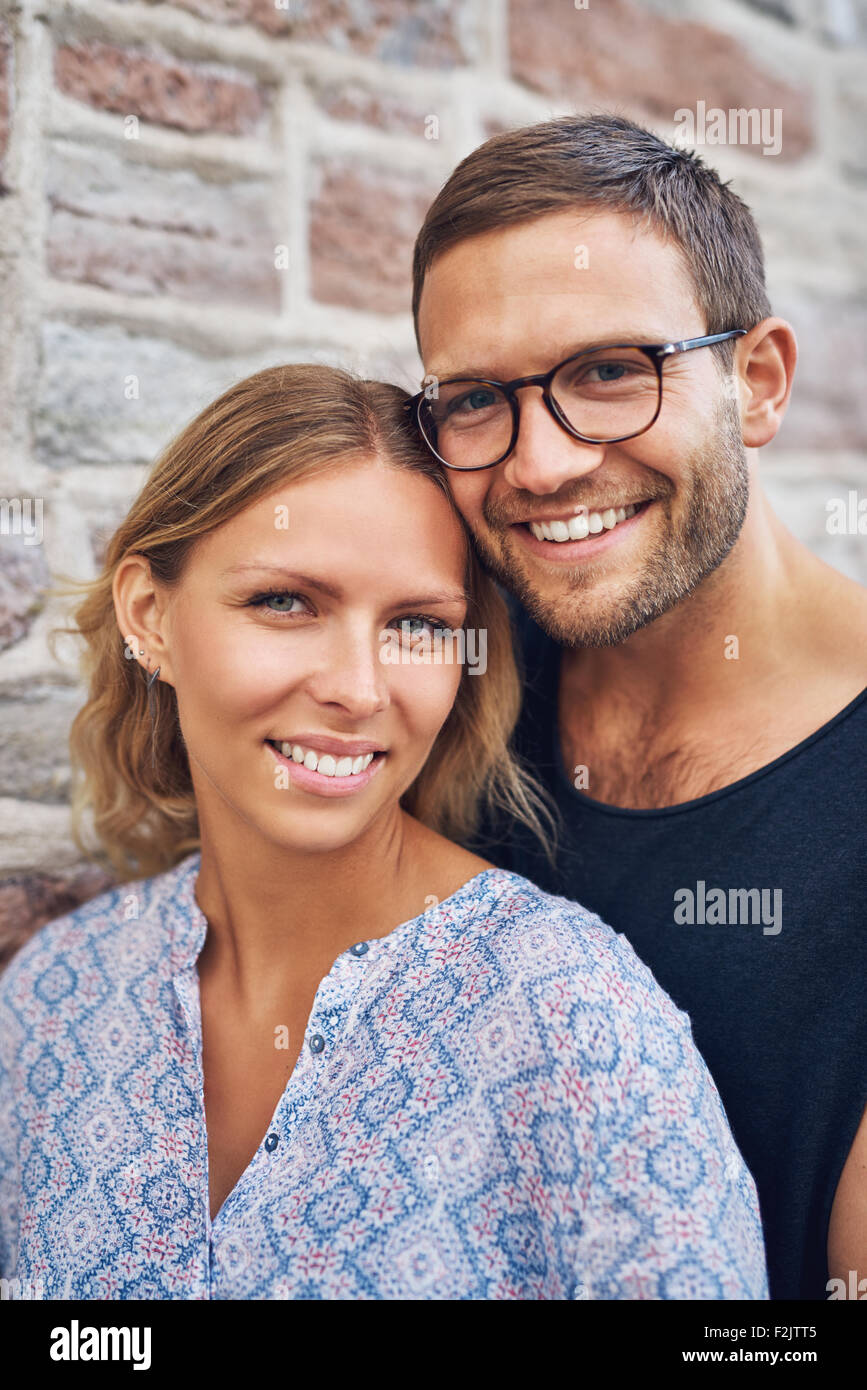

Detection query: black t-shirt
xmin=466 ymin=600 xmax=867 ymax=1301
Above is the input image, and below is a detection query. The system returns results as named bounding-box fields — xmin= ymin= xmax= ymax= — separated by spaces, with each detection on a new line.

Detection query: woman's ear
xmin=734 ymin=317 xmax=797 ymax=449
xmin=112 ymin=555 xmax=176 ymax=688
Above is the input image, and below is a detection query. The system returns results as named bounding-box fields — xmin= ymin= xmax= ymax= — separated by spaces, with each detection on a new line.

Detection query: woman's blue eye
xmin=247 ymin=597 xmax=455 ymax=638
xmin=394 ymin=615 xmax=450 ymax=639
xmin=248 ymin=591 xmax=308 ymax=617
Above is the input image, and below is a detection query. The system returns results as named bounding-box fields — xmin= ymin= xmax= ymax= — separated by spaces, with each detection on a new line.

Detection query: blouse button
xmin=308 ymin=1033 xmax=325 ymax=1054
xmin=264 ymin=1133 xmax=279 ymax=1153
xmin=350 ymin=942 xmax=369 ymax=956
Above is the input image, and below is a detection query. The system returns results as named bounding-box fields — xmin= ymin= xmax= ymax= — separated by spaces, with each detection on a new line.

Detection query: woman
xmin=0 ymin=365 xmax=768 ymax=1299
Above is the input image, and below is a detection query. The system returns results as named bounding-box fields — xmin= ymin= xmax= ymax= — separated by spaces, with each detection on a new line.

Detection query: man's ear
xmin=736 ymin=317 xmax=797 ymax=449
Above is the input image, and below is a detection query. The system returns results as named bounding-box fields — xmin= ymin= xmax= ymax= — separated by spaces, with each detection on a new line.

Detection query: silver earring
xmin=145 ymin=663 xmax=161 ymax=770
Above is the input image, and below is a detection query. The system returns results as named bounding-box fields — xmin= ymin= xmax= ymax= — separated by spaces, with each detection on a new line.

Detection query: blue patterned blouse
xmin=0 ymin=852 xmax=768 ymax=1299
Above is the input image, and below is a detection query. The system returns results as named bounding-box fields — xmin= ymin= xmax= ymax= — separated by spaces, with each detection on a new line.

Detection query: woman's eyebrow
xmin=393 ymin=589 xmax=470 ymax=608
xmin=223 ymin=563 xmax=468 ymax=607
xmin=222 ymin=563 xmax=343 ymax=599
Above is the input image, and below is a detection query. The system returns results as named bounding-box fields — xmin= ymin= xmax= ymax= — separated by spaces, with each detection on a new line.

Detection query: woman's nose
xmin=306 ymin=629 xmax=391 ymax=718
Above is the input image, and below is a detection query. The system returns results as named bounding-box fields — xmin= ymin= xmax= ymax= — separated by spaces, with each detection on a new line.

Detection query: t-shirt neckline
xmin=542 ymin=639 xmax=867 ymax=819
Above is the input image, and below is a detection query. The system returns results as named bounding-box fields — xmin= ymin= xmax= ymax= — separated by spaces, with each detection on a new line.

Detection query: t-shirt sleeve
xmin=551 ymin=919 xmax=770 ymax=1299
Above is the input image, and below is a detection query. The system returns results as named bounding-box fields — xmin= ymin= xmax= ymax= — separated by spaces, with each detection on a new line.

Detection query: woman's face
xmin=151 ymin=454 xmax=470 ymax=855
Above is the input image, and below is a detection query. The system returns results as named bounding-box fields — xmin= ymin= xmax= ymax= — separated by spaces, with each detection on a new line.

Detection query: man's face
xmin=416 ymin=209 xmax=750 ymax=647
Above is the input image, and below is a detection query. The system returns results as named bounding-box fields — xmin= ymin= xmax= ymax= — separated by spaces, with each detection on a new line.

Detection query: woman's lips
xmin=265 ymin=740 xmax=386 ymax=798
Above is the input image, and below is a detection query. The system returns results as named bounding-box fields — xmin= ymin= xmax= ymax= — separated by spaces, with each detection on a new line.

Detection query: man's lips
xmin=508 ymin=500 xmax=650 ymax=530
xmin=508 ymin=499 xmax=654 ymax=560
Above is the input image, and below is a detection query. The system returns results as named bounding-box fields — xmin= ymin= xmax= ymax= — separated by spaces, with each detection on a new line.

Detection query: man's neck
xmin=558 ymin=487 xmax=867 ymax=806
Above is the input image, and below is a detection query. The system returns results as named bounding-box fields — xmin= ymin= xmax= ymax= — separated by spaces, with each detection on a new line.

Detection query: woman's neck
xmin=192 ymin=809 xmax=482 ymax=1012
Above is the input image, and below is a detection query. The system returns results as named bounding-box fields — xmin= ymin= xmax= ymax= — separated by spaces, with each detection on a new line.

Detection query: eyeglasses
xmin=407 ymin=330 xmax=747 ymax=471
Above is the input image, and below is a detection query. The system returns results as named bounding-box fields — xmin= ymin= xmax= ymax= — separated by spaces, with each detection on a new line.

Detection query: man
xmin=409 ymin=113 xmax=867 ymax=1301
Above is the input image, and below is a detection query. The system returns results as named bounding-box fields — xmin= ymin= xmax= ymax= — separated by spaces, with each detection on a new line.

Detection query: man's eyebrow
xmin=222 ymin=563 xmax=469 ymax=606
xmin=429 ymin=332 xmax=665 ymax=380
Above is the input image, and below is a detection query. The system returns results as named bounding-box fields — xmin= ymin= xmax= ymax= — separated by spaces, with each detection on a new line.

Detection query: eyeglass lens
xmin=421 ymin=347 xmax=661 ymax=466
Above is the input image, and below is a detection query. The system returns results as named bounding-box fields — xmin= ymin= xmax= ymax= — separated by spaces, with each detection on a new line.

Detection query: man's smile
xmin=524 ymin=500 xmax=641 ymax=540
xmin=507 ymin=499 xmax=655 ymax=561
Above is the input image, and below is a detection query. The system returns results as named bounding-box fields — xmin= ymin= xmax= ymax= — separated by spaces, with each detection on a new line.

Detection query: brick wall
xmin=1 ymin=0 xmax=865 ymax=954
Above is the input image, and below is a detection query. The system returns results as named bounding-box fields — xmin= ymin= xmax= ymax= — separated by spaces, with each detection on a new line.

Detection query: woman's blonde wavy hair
xmin=49 ymin=363 xmax=559 ymax=884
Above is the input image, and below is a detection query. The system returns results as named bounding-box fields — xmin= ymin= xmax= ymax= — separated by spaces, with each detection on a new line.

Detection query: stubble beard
xmin=469 ymin=398 xmax=750 ymax=648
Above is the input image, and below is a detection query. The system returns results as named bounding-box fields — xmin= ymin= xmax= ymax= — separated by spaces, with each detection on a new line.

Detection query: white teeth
xmin=530 ymin=503 xmax=642 ymax=544
xmin=275 ymin=741 xmax=376 ymax=777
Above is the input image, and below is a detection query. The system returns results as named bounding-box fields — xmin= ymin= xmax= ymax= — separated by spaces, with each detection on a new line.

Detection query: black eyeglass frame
xmin=406 ymin=329 xmax=747 ymax=471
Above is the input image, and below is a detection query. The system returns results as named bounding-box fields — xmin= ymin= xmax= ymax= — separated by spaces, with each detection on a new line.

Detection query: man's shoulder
xmin=798 ymin=556 xmax=867 ymax=688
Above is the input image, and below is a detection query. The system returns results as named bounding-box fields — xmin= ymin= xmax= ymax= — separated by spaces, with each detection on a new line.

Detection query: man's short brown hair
xmin=411 ymin=112 xmax=772 ymax=367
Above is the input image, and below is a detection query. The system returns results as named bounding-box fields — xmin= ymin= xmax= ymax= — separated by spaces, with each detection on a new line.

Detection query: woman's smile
xmin=265 ymin=737 xmax=387 ymax=797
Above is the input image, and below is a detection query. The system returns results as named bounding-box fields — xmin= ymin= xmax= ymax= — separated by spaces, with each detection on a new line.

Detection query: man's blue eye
xmin=452 ymin=388 xmax=499 ymax=413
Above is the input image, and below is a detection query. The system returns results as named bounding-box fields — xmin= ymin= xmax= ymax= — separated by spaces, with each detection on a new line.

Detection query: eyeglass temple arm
xmin=658 ymin=329 xmax=748 ymax=356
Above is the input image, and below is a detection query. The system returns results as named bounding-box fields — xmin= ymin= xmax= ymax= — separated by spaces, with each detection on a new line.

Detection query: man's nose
xmin=502 ymin=389 xmax=607 ymax=495
xmin=307 ymin=628 xmax=390 ymax=718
